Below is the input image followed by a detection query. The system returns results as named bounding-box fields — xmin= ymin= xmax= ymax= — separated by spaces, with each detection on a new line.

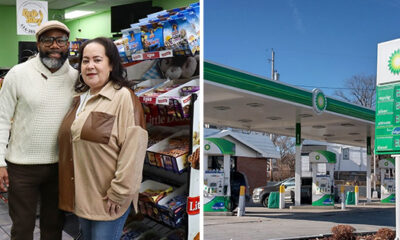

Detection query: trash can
xmin=346 ymin=191 xmax=355 ymax=205
xmin=268 ymin=192 xmax=280 ymax=208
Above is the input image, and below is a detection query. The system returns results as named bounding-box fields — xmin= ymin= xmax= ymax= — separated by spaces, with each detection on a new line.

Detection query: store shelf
xmin=123 ymin=50 xmax=174 ymax=68
xmin=143 ymin=164 xmax=188 ymax=186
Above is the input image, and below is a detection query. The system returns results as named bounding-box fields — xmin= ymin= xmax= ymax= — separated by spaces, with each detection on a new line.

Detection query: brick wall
xmin=237 ymin=157 xmax=268 ymax=194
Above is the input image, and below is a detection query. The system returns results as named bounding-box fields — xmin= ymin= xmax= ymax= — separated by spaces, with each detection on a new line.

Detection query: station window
xmin=342 ymin=148 xmax=349 ymax=160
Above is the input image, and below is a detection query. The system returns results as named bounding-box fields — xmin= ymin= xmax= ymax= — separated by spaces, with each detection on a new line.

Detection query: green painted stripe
xmin=204 ymin=196 xmax=231 ymax=212
xmin=315 ymin=150 xmax=337 ymax=163
xmin=205 ymin=138 xmax=235 ymax=155
xmin=205 ymin=62 xmax=375 ymax=122
xmin=381 ymin=194 xmax=395 ymax=203
xmin=312 ymin=194 xmax=334 ymax=206
xmin=388 ymin=158 xmax=396 ymax=166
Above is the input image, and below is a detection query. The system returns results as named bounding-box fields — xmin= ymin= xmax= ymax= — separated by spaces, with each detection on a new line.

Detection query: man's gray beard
xmin=40 ymin=56 xmax=65 ymax=69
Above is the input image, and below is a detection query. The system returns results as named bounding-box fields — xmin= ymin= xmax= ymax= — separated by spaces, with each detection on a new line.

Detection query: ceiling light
xmin=238 ymin=119 xmax=252 ymax=123
xmin=214 ymin=106 xmax=231 ymax=111
xmin=354 ymin=139 xmax=364 ymax=142
xmin=348 ymin=132 xmax=360 ymax=135
xmin=246 ymin=103 xmax=263 ymax=107
xmin=341 ymin=123 xmax=355 ymax=127
xmin=65 ymin=10 xmax=95 ymax=19
xmin=323 ymin=134 xmax=334 ymax=137
xmin=266 ymin=116 xmax=282 ymax=120
xmin=285 ymin=127 xmax=295 ymax=131
xmin=312 ymin=125 xmax=326 ymax=129
xmin=299 ymin=114 xmax=312 ymax=118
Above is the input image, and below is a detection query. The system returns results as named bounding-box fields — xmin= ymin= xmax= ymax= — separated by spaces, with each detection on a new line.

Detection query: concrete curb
xmin=270 ymin=231 xmax=383 ymax=240
xmin=290 ymin=205 xmax=335 ymax=210
xmin=204 ymin=211 xmax=234 ymax=216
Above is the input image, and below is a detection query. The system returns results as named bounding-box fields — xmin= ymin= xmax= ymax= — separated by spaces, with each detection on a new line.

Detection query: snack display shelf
xmin=118 ymin=2 xmax=200 ymax=234
xmin=121 ymin=216 xmax=186 ymax=239
xmin=137 ymin=78 xmax=199 ymax=120
xmin=142 ymin=164 xmax=188 ymax=186
xmin=123 ymin=50 xmax=174 ymax=67
xmin=136 ymin=91 xmax=199 ymax=239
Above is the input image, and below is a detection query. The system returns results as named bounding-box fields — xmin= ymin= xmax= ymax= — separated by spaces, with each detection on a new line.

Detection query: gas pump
xmin=203 ymin=138 xmax=235 ymax=212
xmin=309 ymin=151 xmax=336 ymax=206
xmin=379 ymin=158 xmax=395 ymax=203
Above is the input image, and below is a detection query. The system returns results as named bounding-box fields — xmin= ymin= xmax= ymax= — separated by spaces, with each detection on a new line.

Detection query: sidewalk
xmin=0 ymin=196 xmax=74 ymax=240
xmin=205 ymin=203 xmax=395 ymax=240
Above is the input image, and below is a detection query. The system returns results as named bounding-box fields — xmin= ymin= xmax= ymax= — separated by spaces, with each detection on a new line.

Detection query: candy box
xmin=141 ymin=23 xmax=164 ymax=52
xmin=114 ymin=38 xmax=131 ymax=63
xmin=122 ymin=26 xmax=144 ymax=55
xmin=157 ymin=184 xmax=187 ymax=227
xmin=147 ymin=129 xmax=190 ymax=173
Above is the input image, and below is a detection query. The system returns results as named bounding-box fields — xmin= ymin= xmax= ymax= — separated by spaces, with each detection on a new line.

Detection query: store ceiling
xmin=0 ymin=0 xmax=148 ymax=13
xmin=204 ymin=61 xmax=375 ymax=148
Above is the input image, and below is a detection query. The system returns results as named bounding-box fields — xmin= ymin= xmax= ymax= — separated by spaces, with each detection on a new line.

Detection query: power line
xmin=294 ymin=84 xmax=375 ymax=91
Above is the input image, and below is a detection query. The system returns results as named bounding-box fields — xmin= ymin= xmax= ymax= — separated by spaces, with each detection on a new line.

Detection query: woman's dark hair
xmin=74 ymin=37 xmax=131 ymax=93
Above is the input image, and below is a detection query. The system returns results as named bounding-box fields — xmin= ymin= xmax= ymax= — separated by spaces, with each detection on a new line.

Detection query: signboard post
xmin=375 ymin=38 xmax=400 ymax=240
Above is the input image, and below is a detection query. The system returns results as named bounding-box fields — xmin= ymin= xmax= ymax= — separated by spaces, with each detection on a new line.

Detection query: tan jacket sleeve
xmin=106 ymin=90 xmax=148 ymax=205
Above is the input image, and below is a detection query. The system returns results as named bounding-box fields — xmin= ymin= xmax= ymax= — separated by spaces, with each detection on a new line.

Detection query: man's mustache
xmin=46 ymin=50 xmax=63 ymax=55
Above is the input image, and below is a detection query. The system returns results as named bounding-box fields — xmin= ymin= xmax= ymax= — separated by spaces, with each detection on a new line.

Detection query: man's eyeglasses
xmin=40 ymin=36 xmax=69 ymax=47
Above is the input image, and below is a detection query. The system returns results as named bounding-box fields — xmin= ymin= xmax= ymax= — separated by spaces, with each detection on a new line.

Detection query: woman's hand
xmin=103 ymin=196 xmax=120 ymax=216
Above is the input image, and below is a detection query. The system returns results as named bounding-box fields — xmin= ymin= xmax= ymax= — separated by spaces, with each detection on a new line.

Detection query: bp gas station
xmin=204 ymin=38 xmax=400 ymax=237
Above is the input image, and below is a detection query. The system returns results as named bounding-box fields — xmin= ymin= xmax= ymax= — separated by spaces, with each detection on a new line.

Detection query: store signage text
xmin=187 ymin=196 xmax=200 ymax=215
xmin=17 ymin=0 xmax=48 ymax=35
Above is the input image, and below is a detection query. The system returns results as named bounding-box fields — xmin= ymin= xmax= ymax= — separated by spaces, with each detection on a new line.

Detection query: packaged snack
xmin=180 ymin=86 xmax=199 ymax=96
xmin=122 ymin=25 xmax=144 ymax=55
xmin=147 ymin=10 xmax=168 ymax=19
xmin=114 ymin=38 xmax=131 ymax=63
xmin=141 ymin=23 xmax=164 ymax=52
xmin=184 ymin=10 xmax=200 ymax=52
xmin=163 ymin=17 xmax=198 ymax=55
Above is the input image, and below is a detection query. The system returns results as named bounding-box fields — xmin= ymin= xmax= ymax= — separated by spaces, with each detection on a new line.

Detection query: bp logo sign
xmin=385 ymin=161 xmax=389 ymax=167
xmin=204 ymin=144 xmax=211 ymax=151
xmin=388 ymin=49 xmax=400 ymax=75
xmin=315 ymin=155 xmax=320 ymax=161
xmin=312 ymin=88 xmax=327 ymax=115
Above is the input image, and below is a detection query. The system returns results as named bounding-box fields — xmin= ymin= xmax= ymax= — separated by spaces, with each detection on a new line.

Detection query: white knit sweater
xmin=0 ymin=56 xmax=78 ymax=166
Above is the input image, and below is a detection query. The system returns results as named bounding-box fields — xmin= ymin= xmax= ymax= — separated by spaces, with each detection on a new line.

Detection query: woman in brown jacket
xmin=58 ymin=37 xmax=147 ymax=240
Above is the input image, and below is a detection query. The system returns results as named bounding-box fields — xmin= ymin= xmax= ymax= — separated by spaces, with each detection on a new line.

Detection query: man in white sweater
xmin=0 ymin=21 xmax=78 ymax=239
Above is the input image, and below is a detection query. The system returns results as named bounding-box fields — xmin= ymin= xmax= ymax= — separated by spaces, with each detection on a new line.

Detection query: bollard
xmin=341 ymin=185 xmax=346 ymax=210
xmin=237 ymin=185 xmax=246 ymax=217
xmin=279 ymin=185 xmax=285 ymax=209
xmin=355 ymin=185 xmax=359 ymax=206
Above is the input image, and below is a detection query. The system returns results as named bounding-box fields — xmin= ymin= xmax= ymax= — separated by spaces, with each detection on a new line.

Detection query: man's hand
xmin=103 ymin=196 xmax=120 ymax=216
xmin=0 ymin=167 xmax=9 ymax=192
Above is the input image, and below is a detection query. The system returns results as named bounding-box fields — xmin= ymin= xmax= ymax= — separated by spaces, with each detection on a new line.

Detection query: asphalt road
xmin=204 ymin=203 xmax=395 ymax=240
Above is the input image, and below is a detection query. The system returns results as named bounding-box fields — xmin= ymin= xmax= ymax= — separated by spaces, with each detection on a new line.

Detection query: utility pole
xmin=269 ymin=49 xmax=279 ymax=81
xmin=271 ymin=49 xmax=275 ymax=80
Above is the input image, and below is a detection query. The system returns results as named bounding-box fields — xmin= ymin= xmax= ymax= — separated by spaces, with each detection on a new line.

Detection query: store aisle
xmin=0 ymin=198 xmax=73 ymax=240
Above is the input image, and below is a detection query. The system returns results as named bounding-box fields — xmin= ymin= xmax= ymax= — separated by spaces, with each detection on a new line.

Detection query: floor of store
xmin=0 ymin=197 xmax=73 ymax=240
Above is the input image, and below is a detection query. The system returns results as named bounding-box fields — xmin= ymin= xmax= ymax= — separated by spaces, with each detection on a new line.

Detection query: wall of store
xmin=0 ymin=0 xmax=197 ymax=68
xmin=66 ymin=11 xmax=112 ymax=41
xmin=153 ymin=0 xmax=196 ymax=10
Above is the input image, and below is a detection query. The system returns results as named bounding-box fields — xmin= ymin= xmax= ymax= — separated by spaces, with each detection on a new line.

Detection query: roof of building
xmin=205 ymin=128 xmax=281 ymax=159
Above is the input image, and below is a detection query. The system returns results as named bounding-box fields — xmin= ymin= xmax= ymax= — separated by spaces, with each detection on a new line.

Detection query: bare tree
xmin=270 ymin=134 xmax=295 ymax=180
xmin=334 ymin=74 xmax=376 ymax=108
